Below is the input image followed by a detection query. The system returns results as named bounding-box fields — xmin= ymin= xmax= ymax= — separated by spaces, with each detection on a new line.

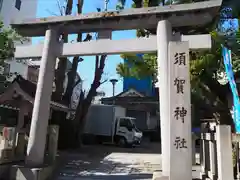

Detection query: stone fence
xmin=199 ymin=123 xmax=239 ymax=180
xmin=200 ymin=131 xmax=218 ymax=180
xmin=0 ymin=125 xmax=59 ymax=178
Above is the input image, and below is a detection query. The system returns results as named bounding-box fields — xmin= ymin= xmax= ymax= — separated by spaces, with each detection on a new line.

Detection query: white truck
xmin=82 ymin=104 xmax=143 ymax=147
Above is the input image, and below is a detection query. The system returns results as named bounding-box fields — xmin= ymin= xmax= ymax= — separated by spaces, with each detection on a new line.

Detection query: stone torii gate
xmin=12 ymin=0 xmax=226 ymax=179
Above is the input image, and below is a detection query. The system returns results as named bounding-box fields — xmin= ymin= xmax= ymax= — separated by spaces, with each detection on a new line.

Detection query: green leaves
xmin=0 ymin=20 xmax=25 ymax=91
xmin=117 ymin=53 xmax=157 ymax=82
xmin=0 ymin=21 xmax=23 ymax=64
xmin=116 ymin=0 xmax=126 ymax=10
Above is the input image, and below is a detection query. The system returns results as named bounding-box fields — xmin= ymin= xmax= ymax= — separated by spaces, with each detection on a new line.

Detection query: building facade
xmin=122 ymin=55 xmax=158 ymax=131
xmin=123 ymin=76 xmax=155 ymax=96
xmin=123 ymin=55 xmax=155 ymax=96
xmin=0 ymin=0 xmax=37 ymax=27
xmin=14 ymin=59 xmax=82 ymax=90
xmin=2 ymin=59 xmax=83 ymax=124
xmin=0 ymin=0 xmax=38 ymax=81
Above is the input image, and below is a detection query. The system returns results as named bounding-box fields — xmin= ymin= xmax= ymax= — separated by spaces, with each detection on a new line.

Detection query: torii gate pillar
xmin=157 ymin=20 xmax=172 ymax=176
xmin=26 ymin=28 xmax=58 ymax=166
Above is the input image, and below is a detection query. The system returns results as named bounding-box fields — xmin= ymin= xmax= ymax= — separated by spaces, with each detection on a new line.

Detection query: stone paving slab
xmin=54 ymin=151 xmax=160 ymax=179
xmin=53 ymin=144 xmax=200 ymax=180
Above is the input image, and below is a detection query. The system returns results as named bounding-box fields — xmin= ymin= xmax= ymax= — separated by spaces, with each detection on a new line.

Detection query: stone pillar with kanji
xmin=169 ymin=41 xmax=192 ymax=180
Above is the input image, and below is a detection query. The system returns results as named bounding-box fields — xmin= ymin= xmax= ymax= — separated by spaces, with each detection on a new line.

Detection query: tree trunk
xmin=54 ymin=0 xmax=73 ymax=102
xmin=62 ymin=57 xmax=80 ymax=105
xmin=54 ymin=57 xmax=67 ymax=101
xmin=74 ymin=55 xmax=107 ymax=146
xmin=62 ymin=0 xmax=84 ymax=105
xmin=52 ymin=0 xmax=81 ymax=149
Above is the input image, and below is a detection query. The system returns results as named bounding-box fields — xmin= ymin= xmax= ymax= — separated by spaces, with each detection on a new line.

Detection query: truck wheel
xmin=117 ymin=137 xmax=127 ymax=147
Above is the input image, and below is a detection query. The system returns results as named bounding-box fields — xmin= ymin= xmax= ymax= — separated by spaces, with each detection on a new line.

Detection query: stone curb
xmin=152 ymin=171 xmax=169 ymax=180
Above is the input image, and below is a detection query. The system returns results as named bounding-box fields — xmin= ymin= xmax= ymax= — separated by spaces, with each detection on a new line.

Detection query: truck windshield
xmin=129 ymin=119 xmax=141 ymax=132
xmin=119 ymin=118 xmax=134 ymax=129
xmin=132 ymin=121 xmax=141 ymax=132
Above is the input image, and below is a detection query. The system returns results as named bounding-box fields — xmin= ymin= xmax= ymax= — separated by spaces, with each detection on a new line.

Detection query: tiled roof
xmin=13 ymin=75 xmax=37 ymax=97
xmin=101 ymin=87 xmax=159 ymax=104
xmin=0 ymin=100 xmax=20 ymax=110
xmin=101 ymin=96 xmax=158 ymax=104
xmin=4 ymin=75 xmax=71 ymax=112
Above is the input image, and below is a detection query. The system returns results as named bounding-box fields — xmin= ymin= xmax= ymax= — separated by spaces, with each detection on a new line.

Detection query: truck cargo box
xmin=84 ymin=104 xmax=126 ymax=136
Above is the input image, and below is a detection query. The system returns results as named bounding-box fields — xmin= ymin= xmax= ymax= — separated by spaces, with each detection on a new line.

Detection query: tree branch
xmin=54 ymin=0 xmax=73 ymax=101
xmin=56 ymin=0 xmax=64 ymax=15
xmin=200 ymin=71 xmax=229 ymax=103
xmin=62 ymin=0 xmax=84 ymax=104
xmin=77 ymin=0 xmax=84 ymax=13
xmin=95 ymin=55 xmax=99 ymax=73
xmin=73 ymin=78 xmax=81 ymax=88
xmin=100 ymin=79 xmax=108 ymax=85
xmin=66 ymin=0 xmax=73 ymax=14
xmin=46 ymin=9 xmax=59 ymax=16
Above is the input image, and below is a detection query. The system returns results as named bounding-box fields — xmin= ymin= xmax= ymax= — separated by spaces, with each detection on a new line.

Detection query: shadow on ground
xmin=53 ymin=142 xmax=161 ymax=179
xmin=64 ymin=173 xmax=153 ymax=180
xmin=53 ymin=141 xmax=200 ymax=180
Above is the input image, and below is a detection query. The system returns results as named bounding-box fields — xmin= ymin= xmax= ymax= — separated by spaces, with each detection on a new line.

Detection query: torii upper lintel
xmin=11 ymin=0 xmax=222 ymax=37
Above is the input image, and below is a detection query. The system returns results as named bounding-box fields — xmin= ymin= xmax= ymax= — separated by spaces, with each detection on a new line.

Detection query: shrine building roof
xmin=0 ymin=75 xmax=71 ymax=112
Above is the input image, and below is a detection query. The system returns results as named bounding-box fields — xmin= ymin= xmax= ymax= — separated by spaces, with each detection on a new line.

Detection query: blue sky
xmin=34 ymin=0 xmax=136 ymax=97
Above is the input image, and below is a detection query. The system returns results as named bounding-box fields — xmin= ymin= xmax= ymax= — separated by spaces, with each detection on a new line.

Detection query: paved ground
xmin=53 ymin=141 xmax=201 ymax=180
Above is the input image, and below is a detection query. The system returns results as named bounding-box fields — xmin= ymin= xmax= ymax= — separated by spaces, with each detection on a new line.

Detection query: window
xmin=119 ymin=118 xmax=132 ymax=128
xmin=120 ymin=118 xmax=128 ymax=127
xmin=15 ymin=0 xmax=21 ymax=10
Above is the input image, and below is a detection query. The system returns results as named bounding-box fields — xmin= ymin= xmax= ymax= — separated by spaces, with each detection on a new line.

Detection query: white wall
xmin=5 ymin=60 xmax=28 ymax=81
xmin=0 ymin=0 xmax=38 ymax=80
xmin=0 ymin=0 xmax=37 ymax=27
xmin=0 ymin=0 xmax=37 ymax=46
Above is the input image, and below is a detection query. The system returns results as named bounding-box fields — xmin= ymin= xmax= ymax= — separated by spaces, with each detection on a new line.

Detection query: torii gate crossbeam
xmin=15 ymin=34 xmax=211 ymax=59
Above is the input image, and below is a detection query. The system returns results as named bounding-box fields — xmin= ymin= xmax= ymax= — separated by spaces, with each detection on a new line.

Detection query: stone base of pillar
xmin=207 ymin=171 xmax=218 ymax=180
xmin=152 ymin=171 xmax=169 ymax=180
xmin=0 ymin=149 xmax=15 ymax=164
xmin=200 ymin=172 xmax=207 ymax=180
xmin=10 ymin=164 xmax=54 ymax=180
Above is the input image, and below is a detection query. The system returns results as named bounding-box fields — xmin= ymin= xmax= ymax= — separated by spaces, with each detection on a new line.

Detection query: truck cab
xmin=115 ymin=117 xmax=143 ymax=146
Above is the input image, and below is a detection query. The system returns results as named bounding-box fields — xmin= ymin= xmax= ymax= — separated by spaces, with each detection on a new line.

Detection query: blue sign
xmin=222 ymin=46 xmax=240 ymax=132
